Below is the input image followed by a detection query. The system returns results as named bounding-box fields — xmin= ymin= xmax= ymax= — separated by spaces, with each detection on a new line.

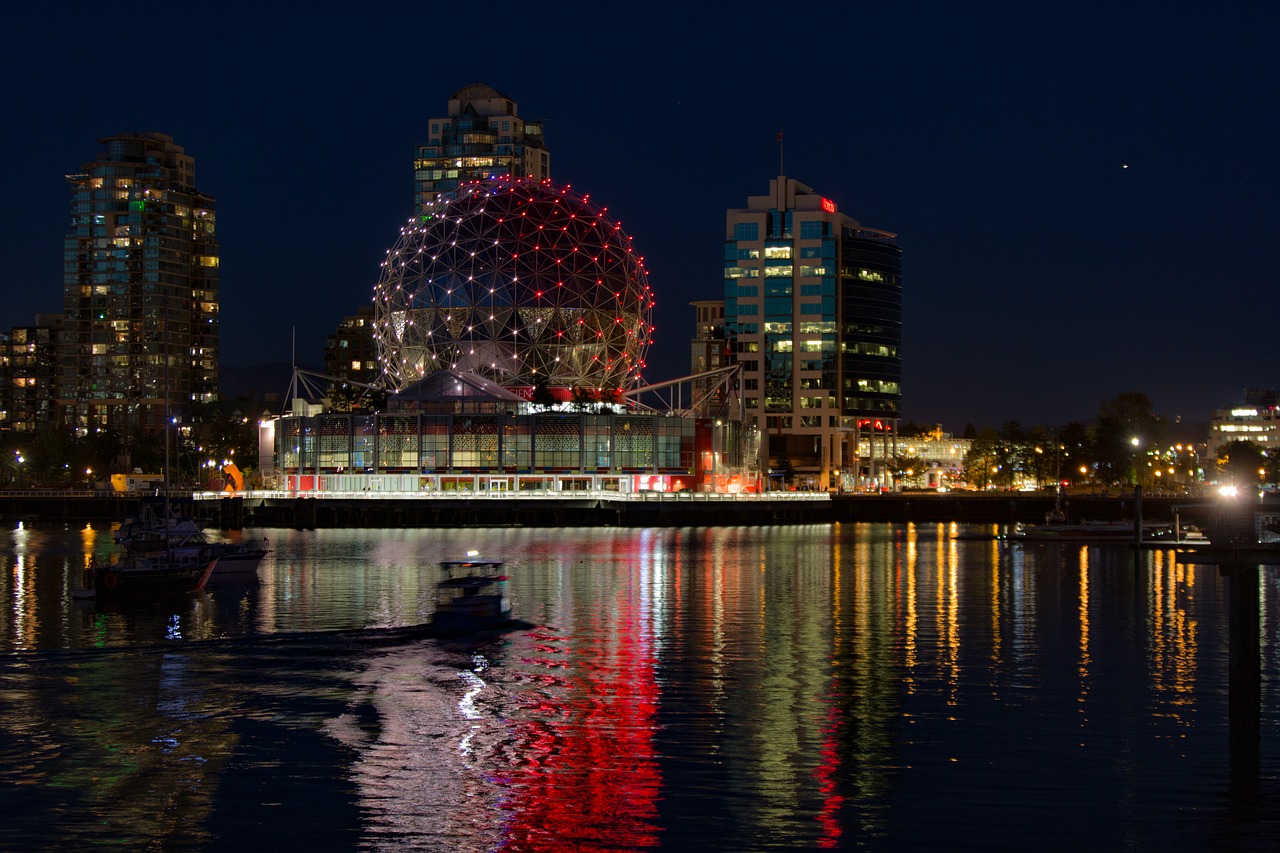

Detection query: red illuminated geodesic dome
xmin=372 ymin=177 xmax=655 ymax=393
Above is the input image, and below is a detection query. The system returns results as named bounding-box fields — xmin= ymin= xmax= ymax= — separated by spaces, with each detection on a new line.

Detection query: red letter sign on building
xmin=821 ymin=197 xmax=837 ymax=214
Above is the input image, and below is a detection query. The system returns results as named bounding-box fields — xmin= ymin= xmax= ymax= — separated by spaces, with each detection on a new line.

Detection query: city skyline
xmin=2 ymin=2 xmax=1276 ymax=432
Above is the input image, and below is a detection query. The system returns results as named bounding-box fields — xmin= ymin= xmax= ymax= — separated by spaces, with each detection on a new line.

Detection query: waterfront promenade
xmin=0 ymin=488 xmax=1214 ymax=529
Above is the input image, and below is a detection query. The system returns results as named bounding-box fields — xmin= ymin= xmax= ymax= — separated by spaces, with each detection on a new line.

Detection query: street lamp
xmin=1130 ymin=437 xmax=1141 ymax=490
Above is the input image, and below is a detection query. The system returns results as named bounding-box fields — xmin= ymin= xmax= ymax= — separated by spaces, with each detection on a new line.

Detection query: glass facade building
xmin=59 ymin=132 xmax=218 ymax=434
xmin=261 ymin=369 xmax=752 ymax=494
xmin=413 ymin=83 xmax=550 ymax=214
xmin=723 ymin=176 xmax=901 ymax=489
xmin=269 ymin=410 xmax=697 ymax=493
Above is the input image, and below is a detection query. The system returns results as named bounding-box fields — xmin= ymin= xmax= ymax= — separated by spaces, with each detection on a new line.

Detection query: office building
xmin=1209 ymin=389 xmax=1280 ymax=460
xmin=722 ymin=176 xmax=902 ymax=489
xmin=413 ymin=83 xmax=550 ymax=214
xmin=59 ymin=132 xmax=219 ymax=435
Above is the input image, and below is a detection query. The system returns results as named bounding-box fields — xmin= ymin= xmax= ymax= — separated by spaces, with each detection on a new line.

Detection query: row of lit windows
xmin=846 ymin=268 xmax=897 ymax=283
xmin=843 ymin=341 xmax=898 ymax=357
xmin=773 ymin=340 xmax=833 ymax=353
xmin=850 ymin=379 xmax=901 ymax=394
xmin=1217 ymin=424 xmax=1276 ymax=432
xmin=729 ymin=263 xmax=834 ymax=281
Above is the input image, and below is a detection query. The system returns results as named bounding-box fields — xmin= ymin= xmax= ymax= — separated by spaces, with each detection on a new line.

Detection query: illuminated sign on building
xmin=821 ymin=198 xmax=837 ymax=213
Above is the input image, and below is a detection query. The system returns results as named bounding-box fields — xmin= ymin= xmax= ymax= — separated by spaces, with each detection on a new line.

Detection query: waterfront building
xmin=59 ymin=132 xmax=218 ymax=434
xmin=262 ymin=369 xmax=742 ymax=494
xmin=413 ymin=84 xmax=550 ymax=214
xmin=0 ymin=316 xmax=62 ymax=433
xmin=1209 ymin=389 xmax=1280 ymax=460
xmin=723 ymin=176 xmax=902 ymax=490
xmin=894 ymin=431 xmax=972 ymax=490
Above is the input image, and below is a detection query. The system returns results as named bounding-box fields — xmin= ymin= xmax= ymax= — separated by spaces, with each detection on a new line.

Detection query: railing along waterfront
xmin=191 ymin=489 xmax=830 ymax=503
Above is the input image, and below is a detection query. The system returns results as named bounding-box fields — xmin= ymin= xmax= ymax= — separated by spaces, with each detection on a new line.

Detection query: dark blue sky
xmin=3 ymin=1 xmax=1276 ymax=432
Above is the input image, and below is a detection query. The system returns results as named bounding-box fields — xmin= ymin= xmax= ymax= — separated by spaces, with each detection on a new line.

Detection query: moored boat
xmin=116 ymin=503 xmax=268 ymax=577
xmin=84 ymin=551 xmax=217 ymax=597
xmin=204 ymin=543 xmax=268 ymax=575
xmin=1008 ymin=520 xmax=1208 ymax=544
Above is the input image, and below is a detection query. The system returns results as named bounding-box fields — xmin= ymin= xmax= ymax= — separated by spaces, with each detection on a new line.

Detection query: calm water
xmin=1 ymin=521 xmax=1278 ymax=851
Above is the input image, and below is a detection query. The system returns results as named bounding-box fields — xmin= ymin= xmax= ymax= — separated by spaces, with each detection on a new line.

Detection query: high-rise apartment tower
xmin=723 ymin=176 xmax=901 ymax=490
xmin=60 ymin=132 xmax=219 ymax=434
xmin=413 ymin=83 xmax=549 ymax=213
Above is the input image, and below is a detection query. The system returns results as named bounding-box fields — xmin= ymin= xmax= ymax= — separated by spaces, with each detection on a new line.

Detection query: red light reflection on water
xmin=500 ymin=610 xmax=661 ymax=849
xmin=814 ymin=694 xmax=845 ymax=847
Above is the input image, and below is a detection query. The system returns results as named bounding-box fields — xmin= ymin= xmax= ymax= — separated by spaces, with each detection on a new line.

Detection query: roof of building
xmin=450 ymin=82 xmax=510 ymax=103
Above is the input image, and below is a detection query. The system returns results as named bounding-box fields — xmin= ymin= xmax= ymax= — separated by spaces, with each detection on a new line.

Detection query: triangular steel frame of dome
xmin=393 ymin=369 xmax=525 ymax=402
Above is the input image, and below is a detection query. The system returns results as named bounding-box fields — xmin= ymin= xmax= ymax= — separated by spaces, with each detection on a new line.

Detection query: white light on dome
xmin=372 ymin=177 xmax=653 ymax=391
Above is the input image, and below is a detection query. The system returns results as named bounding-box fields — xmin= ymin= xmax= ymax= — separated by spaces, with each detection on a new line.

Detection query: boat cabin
xmin=433 ymin=558 xmax=512 ymax=628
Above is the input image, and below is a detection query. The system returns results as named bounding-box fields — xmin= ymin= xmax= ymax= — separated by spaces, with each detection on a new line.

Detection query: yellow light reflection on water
xmin=79 ymin=522 xmax=97 ymax=571
xmin=1149 ymin=549 xmax=1199 ymax=725
xmin=1078 ymin=545 xmax=1091 ymax=729
xmin=989 ymin=533 xmax=1002 ymax=671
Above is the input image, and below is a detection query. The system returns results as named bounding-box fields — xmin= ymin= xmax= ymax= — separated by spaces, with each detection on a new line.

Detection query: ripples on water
xmin=1 ymin=521 xmax=1279 ymax=850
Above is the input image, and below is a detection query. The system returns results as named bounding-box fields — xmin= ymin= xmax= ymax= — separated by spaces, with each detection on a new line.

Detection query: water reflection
xmin=0 ymin=523 xmax=1276 ymax=850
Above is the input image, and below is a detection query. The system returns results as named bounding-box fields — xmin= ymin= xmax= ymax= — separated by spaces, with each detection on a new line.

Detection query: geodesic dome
xmin=372 ymin=177 xmax=654 ymax=392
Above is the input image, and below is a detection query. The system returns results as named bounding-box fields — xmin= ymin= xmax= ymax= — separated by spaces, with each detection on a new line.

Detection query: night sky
xmin=3 ymin=1 xmax=1277 ymax=433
